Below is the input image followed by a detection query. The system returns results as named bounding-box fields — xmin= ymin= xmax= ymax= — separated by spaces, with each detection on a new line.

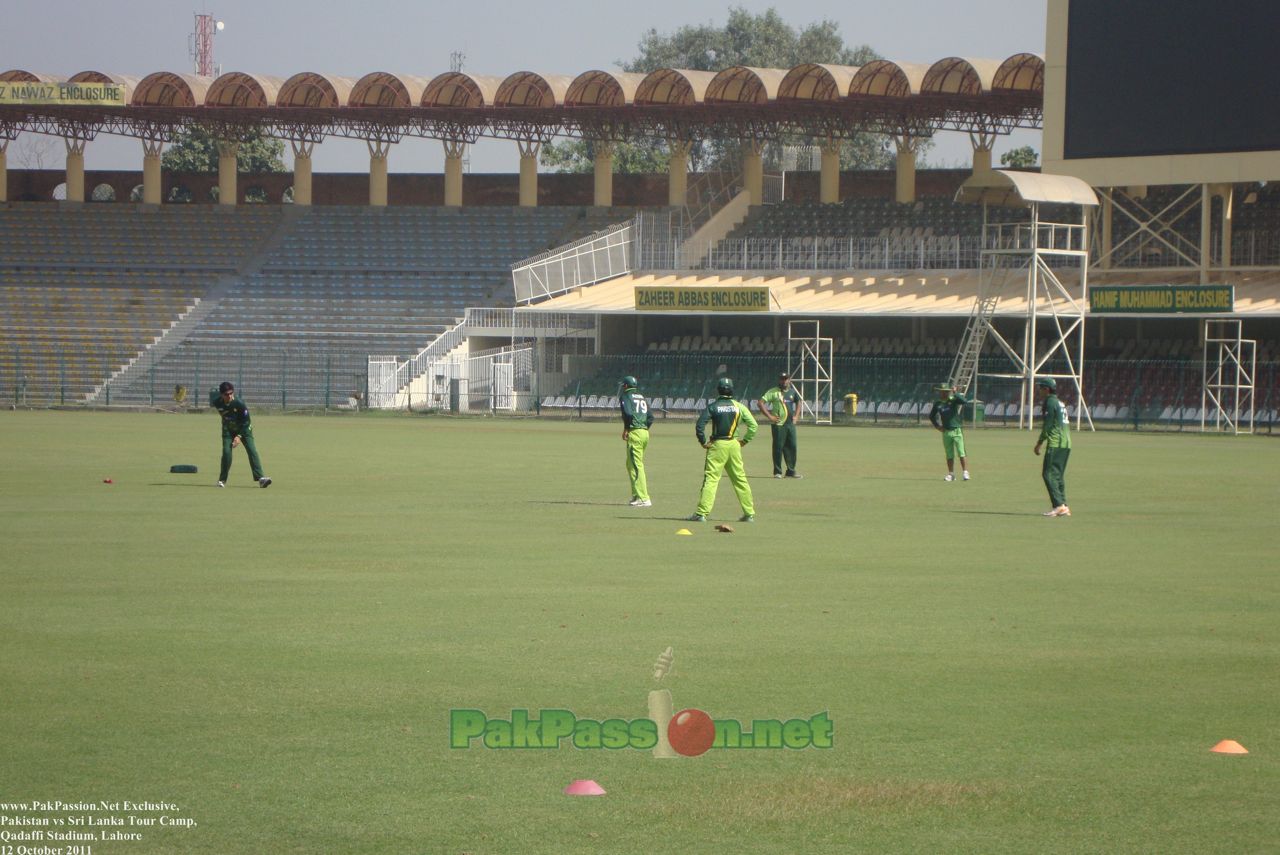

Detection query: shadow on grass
xmin=149 ymin=482 xmax=225 ymax=488
xmin=952 ymin=509 xmax=1039 ymax=517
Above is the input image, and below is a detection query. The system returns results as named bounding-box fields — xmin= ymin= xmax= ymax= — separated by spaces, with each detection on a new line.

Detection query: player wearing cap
xmin=209 ymin=381 xmax=272 ymax=488
xmin=1033 ymin=377 xmax=1071 ymax=517
xmin=619 ymin=375 xmax=653 ymax=507
xmin=757 ymin=372 xmax=803 ymax=478
xmin=688 ymin=378 xmax=758 ymax=522
xmin=929 ymin=383 xmax=970 ymax=481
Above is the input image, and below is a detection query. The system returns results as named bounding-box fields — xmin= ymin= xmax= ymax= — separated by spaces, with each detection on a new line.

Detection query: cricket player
xmin=1033 ymin=377 xmax=1071 ymax=517
xmin=929 ymin=383 xmax=970 ymax=481
xmin=757 ymin=372 xmax=803 ymax=478
xmin=619 ymin=375 xmax=653 ymax=507
xmin=688 ymin=378 xmax=758 ymax=522
xmin=209 ymin=381 xmax=272 ymax=488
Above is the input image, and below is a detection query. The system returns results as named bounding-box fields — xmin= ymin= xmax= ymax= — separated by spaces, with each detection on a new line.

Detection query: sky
xmin=2 ymin=0 xmax=1045 ymax=175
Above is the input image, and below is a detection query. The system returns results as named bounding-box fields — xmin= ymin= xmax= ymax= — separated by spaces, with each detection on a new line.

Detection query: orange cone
xmin=1210 ymin=740 xmax=1248 ymax=754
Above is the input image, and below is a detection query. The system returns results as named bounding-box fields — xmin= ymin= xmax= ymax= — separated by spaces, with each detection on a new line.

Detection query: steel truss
xmin=1201 ymin=319 xmax=1256 ymax=434
xmin=786 ymin=320 xmax=833 ymax=425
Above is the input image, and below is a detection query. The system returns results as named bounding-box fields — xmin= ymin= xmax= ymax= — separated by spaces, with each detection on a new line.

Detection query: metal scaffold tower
xmin=787 ymin=319 xmax=833 ymax=424
xmin=950 ymin=170 xmax=1100 ymax=430
xmin=1202 ymin=318 xmax=1256 ymax=434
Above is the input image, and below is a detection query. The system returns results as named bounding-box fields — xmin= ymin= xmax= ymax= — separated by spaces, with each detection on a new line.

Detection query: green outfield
xmin=1 ymin=410 xmax=1276 ymax=854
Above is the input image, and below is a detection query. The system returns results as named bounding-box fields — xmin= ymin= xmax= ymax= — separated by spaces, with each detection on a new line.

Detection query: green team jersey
xmin=761 ymin=385 xmax=802 ymax=424
xmin=619 ymin=388 xmax=653 ymax=430
xmin=696 ymin=395 xmax=758 ymax=445
xmin=210 ymin=390 xmax=253 ymax=434
xmin=1038 ymin=394 xmax=1072 ymax=449
xmin=929 ymin=393 xmax=967 ymax=431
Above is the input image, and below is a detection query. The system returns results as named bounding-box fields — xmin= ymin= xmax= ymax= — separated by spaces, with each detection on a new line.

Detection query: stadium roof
xmin=956 ymin=169 xmax=1099 ymax=207
xmin=0 ymin=54 xmax=1043 ymax=144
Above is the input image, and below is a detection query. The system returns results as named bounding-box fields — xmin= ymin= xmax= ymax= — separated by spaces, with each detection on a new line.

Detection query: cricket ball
xmin=667 ymin=708 xmax=716 ymax=757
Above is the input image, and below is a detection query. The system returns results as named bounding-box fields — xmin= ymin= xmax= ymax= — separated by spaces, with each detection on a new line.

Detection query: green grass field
xmin=1 ymin=410 xmax=1277 ymax=854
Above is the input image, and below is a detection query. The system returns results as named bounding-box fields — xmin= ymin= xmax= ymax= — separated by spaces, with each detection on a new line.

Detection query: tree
xmin=161 ymin=125 xmax=286 ymax=174
xmin=541 ymin=6 xmax=913 ymax=175
xmin=1000 ymin=145 xmax=1039 ymax=169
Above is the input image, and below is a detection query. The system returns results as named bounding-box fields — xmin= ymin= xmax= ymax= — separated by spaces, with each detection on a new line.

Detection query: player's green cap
xmin=716 ymin=377 xmax=734 ymax=395
xmin=1036 ymin=377 xmax=1056 ymax=390
xmin=620 ymin=375 xmax=638 ymax=389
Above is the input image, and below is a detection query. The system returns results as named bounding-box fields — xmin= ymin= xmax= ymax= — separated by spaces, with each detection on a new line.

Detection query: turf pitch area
xmin=1 ymin=410 xmax=1277 ymax=854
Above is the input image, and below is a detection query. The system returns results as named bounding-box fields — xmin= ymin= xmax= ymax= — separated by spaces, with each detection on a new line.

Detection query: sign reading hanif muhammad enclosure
xmin=1089 ymin=284 xmax=1234 ymax=314
xmin=0 ymin=81 xmax=126 ymax=106
xmin=635 ymin=285 xmax=770 ymax=312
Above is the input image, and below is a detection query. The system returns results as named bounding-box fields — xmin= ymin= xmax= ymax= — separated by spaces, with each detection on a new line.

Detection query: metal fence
xmin=511 ymin=221 xmax=632 ymax=304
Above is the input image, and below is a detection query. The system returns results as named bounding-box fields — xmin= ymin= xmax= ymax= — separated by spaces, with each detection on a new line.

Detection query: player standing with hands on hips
xmin=619 ymin=375 xmax=652 ymax=507
xmin=757 ymin=372 xmax=803 ymax=478
xmin=209 ymin=381 xmax=272 ymax=489
xmin=688 ymin=377 xmax=758 ymax=523
xmin=1033 ymin=377 xmax=1071 ymax=516
xmin=929 ymin=383 xmax=970 ymax=481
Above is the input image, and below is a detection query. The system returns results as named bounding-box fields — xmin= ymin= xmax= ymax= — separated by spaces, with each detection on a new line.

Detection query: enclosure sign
xmin=635 ymin=286 xmax=770 ymax=312
xmin=1089 ymin=284 xmax=1233 ymax=314
xmin=0 ymin=81 xmax=126 ymax=106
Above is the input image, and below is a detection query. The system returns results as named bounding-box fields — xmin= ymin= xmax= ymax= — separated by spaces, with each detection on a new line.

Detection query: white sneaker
xmin=962 ymin=471 xmax=970 ymax=481
xmin=258 ymin=477 xmax=272 ymax=489
xmin=1057 ymin=505 xmax=1071 ymax=517
xmin=632 ymin=499 xmax=652 ymax=508
xmin=944 ymin=473 xmax=955 ymax=482
xmin=216 ymin=481 xmax=225 ymax=488
xmin=1043 ymin=507 xmax=1062 ymax=517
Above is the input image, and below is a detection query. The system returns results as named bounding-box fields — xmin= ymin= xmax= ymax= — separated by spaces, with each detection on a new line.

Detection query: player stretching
xmin=688 ymin=378 xmax=758 ymax=523
xmin=929 ymin=383 xmax=970 ymax=481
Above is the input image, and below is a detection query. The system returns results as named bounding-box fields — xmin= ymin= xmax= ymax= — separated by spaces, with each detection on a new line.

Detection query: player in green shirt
xmin=209 ymin=381 xmax=272 ymax=489
xmin=929 ymin=383 xmax=970 ymax=481
xmin=1033 ymin=377 xmax=1071 ymax=517
xmin=619 ymin=375 xmax=653 ymax=507
xmin=688 ymin=378 xmax=758 ymax=522
xmin=756 ymin=372 xmax=803 ymax=478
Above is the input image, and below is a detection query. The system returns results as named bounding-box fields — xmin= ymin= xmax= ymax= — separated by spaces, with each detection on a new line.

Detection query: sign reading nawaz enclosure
xmin=1089 ymin=284 xmax=1234 ymax=314
xmin=0 ymin=81 xmax=126 ymax=106
xmin=635 ymin=285 xmax=770 ymax=312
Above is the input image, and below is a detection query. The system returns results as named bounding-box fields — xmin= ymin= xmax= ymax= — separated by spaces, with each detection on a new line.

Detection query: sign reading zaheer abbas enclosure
xmin=0 ymin=81 xmax=126 ymax=106
xmin=1088 ymin=284 xmax=1234 ymax=314
xmin=635 ymin=286 xmax=770 ymax=312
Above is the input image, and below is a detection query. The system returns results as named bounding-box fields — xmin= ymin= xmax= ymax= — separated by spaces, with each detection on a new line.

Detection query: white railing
xmin=650 ymin=235 xmax=987 ymax=270
xmin=366 ymin=316 xmax=468 ymax=408
xmin=511 ymin=221 xmax=632 ymax=304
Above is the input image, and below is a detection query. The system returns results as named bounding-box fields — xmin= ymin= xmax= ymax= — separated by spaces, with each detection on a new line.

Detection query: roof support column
xmin=593 ymin=141 xmax=614 ymax=207
xmin=368 ymin=139 xmax=391 ymax=207
xmin=443 ymin=139 xmax=466 ymax=207
xmin=518 ymin=139 xmax=540 ymax=207
xmin=1199 ymin=183 xmax=1211 ymax=284
xmin=668 ymin=140 xmax=691 ymax=206
xmin=218 ymin=140 xmax=239 ymax=206
xmin=1098 ymin=190 xmax=1112 ymax=270
xmin=819 ymin=139 xmax=841 ymax=204
xmin=64 ymin=138 xmax=87 ymax=203
xmin=141 ymin=138 xmax=164 ymax=205
xmin=0 ymin=139 xmax=8 ymax=203
xmin=743 ymin=139 xmax=764 ymax=205
xmin=892 ymin=134 xmax=922 ymax=204
xmin=969 ymin=131 xmax=994 ymax=177
xmin=1217 ymin=184 xmax=1233 ymax=268
xmin=291 ymin=140 xmax=314 ymax=206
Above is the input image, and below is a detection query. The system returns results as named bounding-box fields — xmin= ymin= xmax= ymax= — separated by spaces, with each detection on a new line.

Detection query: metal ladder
xmin=947 ymin=259 xmax=1016 ymax=394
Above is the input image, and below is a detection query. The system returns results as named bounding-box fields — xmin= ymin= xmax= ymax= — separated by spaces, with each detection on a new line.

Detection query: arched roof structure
xmin=68 ymin=71 xmax=140 ymax=104
xmin=349 ymin=73 xmax=431 ymax=108
xmin=206 ymin=72 xmax=285 ymax=108
xmin=777 ymin=64 xmax=860 ymax=101
xmin=495 ymin=72 xmax=573 ymax=107
xmin=955 ymin=169 xmax=1098 ymax=208
xmin=922 ymin=57 xmax=1000 ymax=95
xmin=422 ymin=72 xmax=503 ymax=108
xmin=132 ymin=73 xmax=213 ymax=107
xmin=565 ymin=71 xmax=646 ymax=107
xmin=850 ymin=60 xmax=930 ymax=97
xmin=634 ymin=69 xmax=717 ymax=105
xmin=705 ymin=67 xmax=788 ymax=104
xmin=277 ymin=73 xmax=357 ymax=108
xmin=0 ymin=70 xmax=62 ymax=83
xmin=993 ymin=53 xmax=1044 ymax=92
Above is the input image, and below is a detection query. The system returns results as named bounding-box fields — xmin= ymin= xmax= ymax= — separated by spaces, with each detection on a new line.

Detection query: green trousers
xmin=696 ymin=439 xmax=755 ymax=517
xmin=220 ymin=429 xmax=265 ymax=482
xmin=626 ymin=428 xmax=650 ymax=501
xmin=1041 ymin=447 xmax=1070 ymax=508
xmin=770 ymin=422 xmax=798 ymax=475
